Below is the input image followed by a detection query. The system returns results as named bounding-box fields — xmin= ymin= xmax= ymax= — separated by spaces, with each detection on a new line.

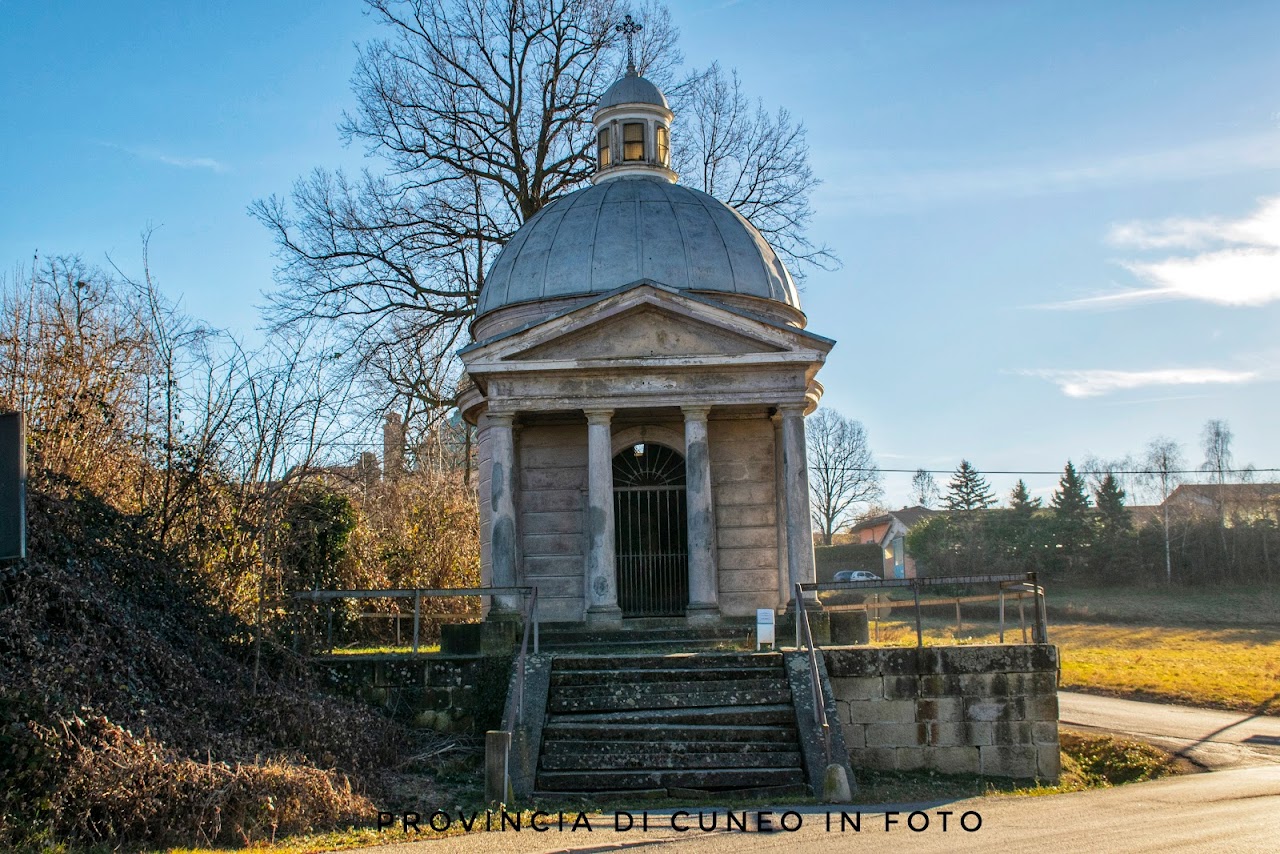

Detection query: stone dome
xmin=475 ymin=177 xmax=800 ymax=318
xmin=597 ymin=71 xmax=669 ymax=111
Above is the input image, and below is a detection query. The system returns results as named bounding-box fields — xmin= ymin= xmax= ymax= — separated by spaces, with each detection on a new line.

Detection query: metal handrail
xmin=502 ymin=586 xmax=538 ymax=731
xmin=794 ymin=582 xmax=832 ymax=767
xmin=289 ymin=586 xmax=536 ymax=655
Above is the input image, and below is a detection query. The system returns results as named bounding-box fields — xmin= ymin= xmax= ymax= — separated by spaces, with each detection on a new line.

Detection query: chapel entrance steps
xmin=533 ymin=652 xmax=811 ymax=798
xmin=536 ymin=618 xmax=756 ymax=653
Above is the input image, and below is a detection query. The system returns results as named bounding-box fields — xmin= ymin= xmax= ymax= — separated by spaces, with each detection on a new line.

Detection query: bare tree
xmin=1141 ymin=436 xmax=1184 ymax=584
xmin=252 ymin=0 xmax=833 ymax=434
xmin=910 ymin=468 xmax=939 ymax=508
xmin=672 ymin=62 xmax=834 ymax=273
xmin=807 ymin=409 xmax=883 ymax=545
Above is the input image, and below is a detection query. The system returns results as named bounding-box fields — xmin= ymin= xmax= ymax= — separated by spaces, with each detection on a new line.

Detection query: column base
xmin=685 ymin=603 xmax=721 ymax=626
xmin=585 ymin=605 xmax=623 ymax=627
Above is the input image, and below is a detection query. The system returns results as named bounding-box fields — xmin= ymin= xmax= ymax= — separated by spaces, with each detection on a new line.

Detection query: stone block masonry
xmin=319 ymin=654 xmax=513 ymax=734
xmin=823 ymin=645 xmax=1059 ymax=780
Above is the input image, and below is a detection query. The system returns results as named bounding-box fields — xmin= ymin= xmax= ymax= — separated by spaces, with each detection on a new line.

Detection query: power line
xmin=857 ymin=467 xmax=1280 ymax=476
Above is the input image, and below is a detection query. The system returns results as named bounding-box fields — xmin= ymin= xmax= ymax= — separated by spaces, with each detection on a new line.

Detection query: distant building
xmin=847 ymin=506 xmax=939 ymax=579
xmin=1162 ymin=483 xmax=1280 ymax=523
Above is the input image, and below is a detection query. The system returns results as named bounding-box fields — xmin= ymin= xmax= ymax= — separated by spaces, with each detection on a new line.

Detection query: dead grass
xmin=1047 ymin=584 xmax=1280 ymax=627
xmin=863 ymin=611 xmax=1280 ymax=715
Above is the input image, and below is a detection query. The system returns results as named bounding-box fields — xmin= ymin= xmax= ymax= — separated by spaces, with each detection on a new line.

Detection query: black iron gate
xmin=613 ymin=443 xmax=688 ymax=617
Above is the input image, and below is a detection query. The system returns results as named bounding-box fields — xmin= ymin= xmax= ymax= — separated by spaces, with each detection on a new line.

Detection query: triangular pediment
xmin=512 ymin=305 xmax=786 ymax=361
xmin=460 ymin=283 xmax=833 ymax=374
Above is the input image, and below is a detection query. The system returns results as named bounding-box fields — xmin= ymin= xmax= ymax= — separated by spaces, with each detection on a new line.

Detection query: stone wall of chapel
xmin=709 ymin=415 xmax=782 ymax=615
xmin=516 ymin=423 xmax=588 ymax=622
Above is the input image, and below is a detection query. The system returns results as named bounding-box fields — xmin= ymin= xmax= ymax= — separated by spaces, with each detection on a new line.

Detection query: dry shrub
xmin=31 ymin=714 xmax=374 ymax=848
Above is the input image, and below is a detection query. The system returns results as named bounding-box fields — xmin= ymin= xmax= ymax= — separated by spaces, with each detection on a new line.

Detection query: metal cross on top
xmin=617 ymin=14 xmax=642 ymax=73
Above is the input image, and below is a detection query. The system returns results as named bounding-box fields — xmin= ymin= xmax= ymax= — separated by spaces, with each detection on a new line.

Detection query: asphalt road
xmin=1059 ymin=691 xmax=1280 ymax=770
xmin=362 ymin=765 xmax=1280 ymax=853
xmin=354 ymin=694 xmax=1280 ymax=853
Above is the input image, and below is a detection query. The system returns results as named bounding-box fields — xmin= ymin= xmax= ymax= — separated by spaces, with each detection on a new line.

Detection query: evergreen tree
xmin=1094 ymin=473 xmax=1132 ymax=536
xmin=1051 ymin=461 xmax=1091 ymax=517
xmin=944 ymin=460 xmax=996 ymax=511
xmin=1009 ymin=479 xmax=1042 ymax=515
xmin=1050 ymin=460 xmax=1092 ymax=570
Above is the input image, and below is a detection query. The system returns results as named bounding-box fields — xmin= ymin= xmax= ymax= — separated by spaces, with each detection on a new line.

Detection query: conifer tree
xmin=1009 ymin=479 xmax=1041 ymax=515
xmin=944 ymin=460 xmax=996 ymax=511
xmin=1050 ymin=461 xmax=1092 ymax=567
xmin=1094 ymin=473 xmax=1131 ymax=536
xmin=1051 ymin=461 xmax=1091 ymax=517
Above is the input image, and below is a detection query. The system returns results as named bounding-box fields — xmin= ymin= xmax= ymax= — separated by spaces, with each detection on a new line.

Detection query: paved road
xmin=350 ymin=694 xmax=1280 ymax=853
xmin=1059 ymin=691 xmax=1280 ymax=770
xmin=361 ymin=765 xmax=1280 ymax=853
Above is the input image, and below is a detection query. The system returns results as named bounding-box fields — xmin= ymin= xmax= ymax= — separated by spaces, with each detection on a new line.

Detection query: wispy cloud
xmin=1046 ymin=196 xmax=1280 ymax=309
xmin=816 ymin=131 xmax=1280 ymax=212
xmin=1021 ymin=367 xmax=1260 ymax=398
xmin=99 ymin=142 xmax=229 ymax=173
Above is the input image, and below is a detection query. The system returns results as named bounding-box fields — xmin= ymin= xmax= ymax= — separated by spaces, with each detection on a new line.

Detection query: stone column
xmin=584 ymin=409 xmax=622 ymax=624
xmin=682 ymin=405 xmax=719 ymax=623
xmin=772 ymin=411 xmax=790 ymax=610
xmin=779 ymin=404 xmax=817 ymax=609
xmin=487 ymin=411 xmax=519 ymax=613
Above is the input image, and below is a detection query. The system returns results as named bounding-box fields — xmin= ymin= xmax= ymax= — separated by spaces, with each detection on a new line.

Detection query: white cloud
xmin=1022 ymin=367 xmax=1260 ymax=398
xmin=98 ymin=141 xmax=229 ymax=173
xmin=816 ymin=131 xmax=1280 ymax=213
xmin=153 ymin=153 xmax=228 ymax=172
xmin=1048 ymin=196 xmax=1280 ymax=309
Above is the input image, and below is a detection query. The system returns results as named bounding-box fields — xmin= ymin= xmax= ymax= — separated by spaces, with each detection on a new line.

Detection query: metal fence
xmin=802 ymin=572 xmax=1049 ymax=647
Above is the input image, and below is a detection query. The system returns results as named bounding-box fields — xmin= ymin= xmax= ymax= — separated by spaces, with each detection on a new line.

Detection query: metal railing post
xmin=998 ymin=587 xmax=1006 ymax=643
xmin=913 ymin=581 xmax=923 ymax=648
xmin=412 ymin=590 xmax=421 ymax=654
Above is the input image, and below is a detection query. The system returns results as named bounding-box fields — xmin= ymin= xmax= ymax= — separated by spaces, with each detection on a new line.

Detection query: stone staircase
xmin=534 ymin=652 xmax=810 ymax=797
xmin=537 ymin=619 xmax=755 ymax=652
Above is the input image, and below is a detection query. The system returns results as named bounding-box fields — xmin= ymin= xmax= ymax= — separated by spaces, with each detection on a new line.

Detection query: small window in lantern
xmin=623 ymin=123 xmax=645 ymax=161
xmin=656 ymin=125 xmax=670 ymax=167
xmin=597 ymin=127 xmax=611 ymax=169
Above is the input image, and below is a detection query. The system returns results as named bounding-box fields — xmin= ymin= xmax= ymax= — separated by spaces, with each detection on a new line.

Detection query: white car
xmin=833 ymin=570 xmax=880 ymax=583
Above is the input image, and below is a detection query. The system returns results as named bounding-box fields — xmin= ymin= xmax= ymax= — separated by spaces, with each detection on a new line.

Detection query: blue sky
xmin=3 ymin=0 xmax=1278 ymax=507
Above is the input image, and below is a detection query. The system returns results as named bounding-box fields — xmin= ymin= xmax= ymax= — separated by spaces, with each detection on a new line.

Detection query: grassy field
xmin=860 ymin=583 xmax=1280 ymax=714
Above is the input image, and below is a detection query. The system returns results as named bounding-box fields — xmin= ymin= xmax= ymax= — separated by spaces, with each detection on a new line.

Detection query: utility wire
xmin=839 ymin=467 xmax=1280 ymax=476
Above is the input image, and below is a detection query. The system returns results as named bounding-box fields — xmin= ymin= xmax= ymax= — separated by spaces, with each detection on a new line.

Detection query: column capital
xmin=486 ymin=411 xmax=516 ymax=427
xmin=776 ymin=403 xmax=807 ymax=418
xmin=583 ymin=408 xmax=615 ymax=425
xmin=680 ymin=404 xmax=712 ymax=421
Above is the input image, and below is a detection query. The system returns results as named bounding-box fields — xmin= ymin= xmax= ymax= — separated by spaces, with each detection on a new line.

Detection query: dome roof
xmin=597 ymin=71 xmax=669 ymax=111
xmin=476 ymin=178 xmax=800 ymax=317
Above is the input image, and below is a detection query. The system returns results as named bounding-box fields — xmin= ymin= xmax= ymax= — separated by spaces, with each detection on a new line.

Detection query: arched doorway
xmin=613 ymin=442 xmax=688 ymax=617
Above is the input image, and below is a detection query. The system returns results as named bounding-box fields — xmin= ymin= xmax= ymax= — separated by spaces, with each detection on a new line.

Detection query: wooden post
xmin=1019 ymin=596 xmax=1027 ymax=643
xmin=955 ymin=598 xmax=962 ymax=633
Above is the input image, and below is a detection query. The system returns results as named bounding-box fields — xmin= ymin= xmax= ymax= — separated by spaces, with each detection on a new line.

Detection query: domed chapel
xmin=458 ymin=52 xmax=833 ymax=627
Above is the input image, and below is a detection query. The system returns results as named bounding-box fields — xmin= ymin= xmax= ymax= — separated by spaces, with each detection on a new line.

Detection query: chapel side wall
xmin=824 ymin=645 xmax=1060 ymax=780
xmin=517 ymin=423 xmax=588 ymax=622
xmin=709 ymin=415 xmax=780 ymax=616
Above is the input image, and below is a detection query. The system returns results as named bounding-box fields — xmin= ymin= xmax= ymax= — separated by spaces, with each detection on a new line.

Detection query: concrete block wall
xmin=823 ymin=645 xmax=1060 ymax=780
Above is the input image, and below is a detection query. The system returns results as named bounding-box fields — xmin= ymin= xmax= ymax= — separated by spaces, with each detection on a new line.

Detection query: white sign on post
xmin=756 ymin=608 xmax=776 ymax=649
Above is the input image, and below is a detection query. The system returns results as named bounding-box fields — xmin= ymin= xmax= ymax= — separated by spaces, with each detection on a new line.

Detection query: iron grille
xmin=613 ymin=443 xmax=688 ymax=617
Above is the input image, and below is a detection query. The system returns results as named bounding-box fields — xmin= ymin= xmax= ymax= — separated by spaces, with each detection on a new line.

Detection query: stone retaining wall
xmin=319 ymin=654 xmax=511 ymax=733
xmin=822 ymin=645 xmax=1059 ymax=780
